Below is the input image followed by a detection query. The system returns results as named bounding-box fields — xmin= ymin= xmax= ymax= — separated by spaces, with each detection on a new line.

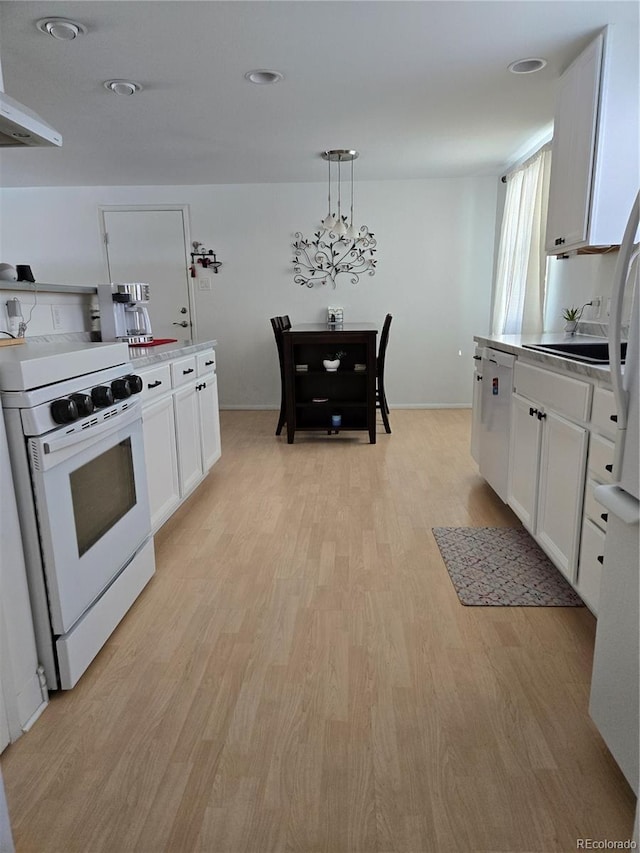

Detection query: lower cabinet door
xmin=142 ymin=395 xmax=180 ymax=531
xmin=577 ymin=518 xmax=605 ymax=614
xmin=471 ymin=368 xmax=482 ymax=464
xmin=508 ymin=394 xmax=542 ymax=531
xmin=536 ymin=410 xmax=588 ymax=581
xmin=174 ymin=383 xmax=203 ymax=497
xmin=198 ymin=373 xmax=221 ymax=472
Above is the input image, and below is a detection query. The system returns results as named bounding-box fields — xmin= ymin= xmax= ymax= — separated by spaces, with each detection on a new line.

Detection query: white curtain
xmin=492 ymin=147 xmax=552 ymax=336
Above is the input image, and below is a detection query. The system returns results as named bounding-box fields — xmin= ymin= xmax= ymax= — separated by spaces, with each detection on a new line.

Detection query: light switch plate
xmin=198 ymin=277 xmax=212 ymax=291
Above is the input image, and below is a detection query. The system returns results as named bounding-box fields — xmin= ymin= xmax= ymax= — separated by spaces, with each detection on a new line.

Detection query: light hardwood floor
xmin=1 ymin=410 xmax=635 ymax=852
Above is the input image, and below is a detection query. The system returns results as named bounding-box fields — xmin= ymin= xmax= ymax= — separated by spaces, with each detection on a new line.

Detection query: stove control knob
xmin=51 ymin=398 xmax=79 ymax=424
xmin=125 ymin=374 xmax=143 ymax=394
xmin=91 ymin=385 xmax=114 ymax=408
xmin=111 ymin=378 xmax=132 ymax=399
xmin=69 ymin=393 xmax=95 ymax=417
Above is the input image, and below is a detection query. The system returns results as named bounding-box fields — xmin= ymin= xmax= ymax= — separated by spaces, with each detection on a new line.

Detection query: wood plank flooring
xmin=1 ymin=410 xmax=635 ymax=852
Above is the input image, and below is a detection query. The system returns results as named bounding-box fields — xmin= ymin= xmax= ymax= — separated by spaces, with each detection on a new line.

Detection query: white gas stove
xmin=0 ymin=340 xmax=155 ymax=690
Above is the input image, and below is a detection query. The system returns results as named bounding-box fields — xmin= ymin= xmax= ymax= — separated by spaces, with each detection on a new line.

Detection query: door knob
xmin=173 ymin=321 xmax=189 ymax=328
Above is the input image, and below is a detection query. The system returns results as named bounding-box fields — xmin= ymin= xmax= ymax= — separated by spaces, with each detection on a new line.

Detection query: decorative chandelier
xmin=293 ymin=149 xmax=377 ymax=288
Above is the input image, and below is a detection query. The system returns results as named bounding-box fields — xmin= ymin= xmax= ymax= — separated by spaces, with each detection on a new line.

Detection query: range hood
xmin=0 ymin=91 xmax=62 ymax=147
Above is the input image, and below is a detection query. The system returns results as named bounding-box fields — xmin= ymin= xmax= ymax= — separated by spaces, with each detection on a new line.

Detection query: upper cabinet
xmin=546 ymin=26 xmax=639 ymax=255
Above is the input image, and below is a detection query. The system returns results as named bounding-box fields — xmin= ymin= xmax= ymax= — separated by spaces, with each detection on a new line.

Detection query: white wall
xmin=1 ymin=178 xmax=498 ymax=407
xmin=544 ymin=250 xmax=625 ymax=332
xmin=0 ymin=288 xmax=92 ymax=337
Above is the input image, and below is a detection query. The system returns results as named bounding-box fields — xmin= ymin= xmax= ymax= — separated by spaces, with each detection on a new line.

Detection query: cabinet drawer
xmin=591 ymin=386 xmax=617 ymax=439
xmin=588 ymin=433 xmax=615 ymax=483
xmin=196 ymin=349 xmax=216 ymax=376
xmin=170 ymin=356 xmax=197 ymax=388
xmin=584 ymin=478 xmax=609 ymax=532
xmin=577 ymin=518 xmax=605 ymax=614
xmin=514 ymin=362 xmax=591 ymax=422
xmin=139 ymin=364 xmax=171 ymax=404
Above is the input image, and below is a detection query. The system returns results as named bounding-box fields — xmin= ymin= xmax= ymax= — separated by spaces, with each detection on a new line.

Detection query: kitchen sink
xmin=522 ymin=340 xmax=627 ymax=364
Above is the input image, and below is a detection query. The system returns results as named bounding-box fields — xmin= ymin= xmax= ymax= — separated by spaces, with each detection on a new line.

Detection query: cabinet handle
xmin=147 ymin=380 xmax=162 ymax=389
xmin=597 ymin=555 xmax=604 ymax=565
xmin=536 ymin=411 xmax=547 ymax=420
xmin=529 ymin=407 xmax=538 ymax=417
xmin=610 ymin=414 xmax=618 ymax=423
xmin=473 ymin=355 xmax=482 ymax=361
xmin=554 ymin=237 xmax=565 ymax=246
xmin=183 ymin=367 xmax=195 ymax=375
xmin=601 ymin=513 xmax=608 ymax=523
xmin=205 ymin=360 xmax=214 ymax=366
xmin=605 ymin=464 xmax=613 ymax=472
xmin=476 ymin=375 xmax=482 ymax=382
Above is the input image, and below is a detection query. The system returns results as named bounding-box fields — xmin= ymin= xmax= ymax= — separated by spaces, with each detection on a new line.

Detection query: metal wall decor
xmin=293 ymin=150 xmax=377 ymax=288
xmin=189 ymin=240 xmax=221 ymax=277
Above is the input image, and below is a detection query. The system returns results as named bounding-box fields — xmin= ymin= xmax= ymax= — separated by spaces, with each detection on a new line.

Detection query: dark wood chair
xmin=270 ymin=316 xmax=291 ymax=435
xmin=377 ymin=314 xmax=392 ymax=434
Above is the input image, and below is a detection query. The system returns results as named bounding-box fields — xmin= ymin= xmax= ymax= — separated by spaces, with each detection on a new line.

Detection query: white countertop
xmin=127 ymin=339 xmax=217 ymax=369
xmin=474 ymin=333 xmax=614 ymax=382
xmin=0 ymin=338 xmax=218 ymax=391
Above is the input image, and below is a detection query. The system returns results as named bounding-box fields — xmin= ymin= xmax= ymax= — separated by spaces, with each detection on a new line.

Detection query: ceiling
xmin=0 ymin=1 xmax=637 ymax=187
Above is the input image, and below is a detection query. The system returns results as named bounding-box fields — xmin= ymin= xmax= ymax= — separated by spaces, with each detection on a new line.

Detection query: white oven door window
xmin=29 ymin=408 xmax=150 ymax=635
xmin=70 ymin=438 xmax=137 ymax=557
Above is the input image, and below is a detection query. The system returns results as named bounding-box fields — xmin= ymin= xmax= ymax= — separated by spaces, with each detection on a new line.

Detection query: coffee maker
xmin=97 ymin=283 xmax=153 ymax=344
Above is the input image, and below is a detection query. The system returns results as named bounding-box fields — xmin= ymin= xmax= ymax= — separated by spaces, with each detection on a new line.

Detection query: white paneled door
xmin=100 ymin=207 xmax=194 ymax=341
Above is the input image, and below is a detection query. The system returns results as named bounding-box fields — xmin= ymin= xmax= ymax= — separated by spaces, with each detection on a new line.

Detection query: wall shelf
xmin=0 ymin=282 xmax=97 ymax=295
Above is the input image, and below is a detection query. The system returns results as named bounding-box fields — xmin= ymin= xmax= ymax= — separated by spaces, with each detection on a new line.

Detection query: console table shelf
xmin=283 ymin=323 xmax=378 ymax=444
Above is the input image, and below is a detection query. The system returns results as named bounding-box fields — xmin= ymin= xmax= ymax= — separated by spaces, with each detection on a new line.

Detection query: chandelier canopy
xmin=293 ymin=149 xmax=377 ymax=288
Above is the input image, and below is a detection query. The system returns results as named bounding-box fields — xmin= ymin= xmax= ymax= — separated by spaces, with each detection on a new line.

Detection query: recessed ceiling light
xmin=103 ymin=80 xmax=143 ymax=96
xmin=244 ymin=69 xmax=284 ymax=85
xmin=36 ymin=17 xmax=87 ymax=40
xmin=508 ymin=58 xmax=547 ymax=74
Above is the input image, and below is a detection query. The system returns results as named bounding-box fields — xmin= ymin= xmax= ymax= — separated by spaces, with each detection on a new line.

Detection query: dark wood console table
xmin=282 ymin=322 xmax=378 ymax=444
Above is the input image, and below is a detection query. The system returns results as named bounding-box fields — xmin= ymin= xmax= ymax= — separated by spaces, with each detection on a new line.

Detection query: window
xmin=492 ymin=147 xmax=552 ymax=336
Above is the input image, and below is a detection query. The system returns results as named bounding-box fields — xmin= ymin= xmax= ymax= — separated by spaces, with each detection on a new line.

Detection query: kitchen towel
xmin=432 ymin=526 xmax=584 ymax=606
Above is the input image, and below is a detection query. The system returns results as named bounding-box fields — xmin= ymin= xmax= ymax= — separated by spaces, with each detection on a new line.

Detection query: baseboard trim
xmin=219 ymin=404 xmax=472 ymax=411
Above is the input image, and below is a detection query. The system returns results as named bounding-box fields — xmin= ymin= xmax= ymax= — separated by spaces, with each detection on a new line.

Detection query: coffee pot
xmin=97 ymin=283 xmax=153 ymax=344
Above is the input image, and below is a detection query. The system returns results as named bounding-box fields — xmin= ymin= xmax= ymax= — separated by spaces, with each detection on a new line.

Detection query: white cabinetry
xmin=577 ymin=386 xmax=617 ymax=613
xmin=174 ymin=382 xmax=202 ymax=496
xmin=173 ymin=352 xmax=221 ymax=497
xmin=508 ymin=362 xmax=590 ymax=582
xmin=197 ymin=363 xmax=221 ymax=472
xmin=470 ymin=350 xmax=482 ymax=464
xmin=140 ymin=363 xmax=180 ymax=532
xmin=536 ymin=410 xmax=588 ymax=579
xmin=546 ymin=26 xmax=639 ymax=254
xmin=137 ymin=346 xmax=220 ymax=532
xmin=142 ymin=394 xmax=180 ymax=531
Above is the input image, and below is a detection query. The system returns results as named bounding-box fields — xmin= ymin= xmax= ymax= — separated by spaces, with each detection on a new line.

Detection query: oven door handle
xmin=43 ymin=403 xmax=141 ymax=455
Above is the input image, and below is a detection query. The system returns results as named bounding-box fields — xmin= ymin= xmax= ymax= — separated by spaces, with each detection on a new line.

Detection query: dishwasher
xmin=478 ymin=347 xmax=515 ymax=502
